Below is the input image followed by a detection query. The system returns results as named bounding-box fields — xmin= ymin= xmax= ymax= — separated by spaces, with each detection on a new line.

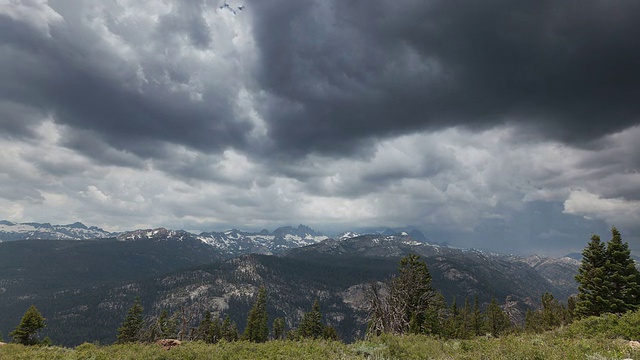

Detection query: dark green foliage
xmin=0 ymin=330 xmax=4 ymax=342
xmin=444 ymin=297 xmax=473 ymax=339
xmin=525 ymin=292 xmax=571 ymax=332
xmin=564 ymin=309 xmax=640 ymax=340
xmin=604 ymin=227 xmax=640 ymax=313
xmin=485 ymin=297 xmax=511 ymax=337
xmin=298 ymin=299 xmax=324 ymax=339
xmin=221 ymin=315 xmax=239 ymax=342
xmin=196 ymin=311 xmax=221 ymax=343
xmin=471 ymin=296 xmax=484 ymax=336
xmin=574 ymin=234 xmax=609 ymax=318
xmin=367 ymin=254 xmax=445 ymax=337
xmin=9 ymin=305 xmax=46 ymax=345
xmin=117 ymin=297 xmax=144 ymax=343
xmin=272 ymin=317 xmax=286 ymax=340
xmin=243 ymin=286 xmax=269 ymax=342
xmin=40 ymin=336 xmax=52 ymax=346
xmin=323 ymin=324 xmax=339 ymax=340
xmin=575 ymin=228 xmax=640 ymax=318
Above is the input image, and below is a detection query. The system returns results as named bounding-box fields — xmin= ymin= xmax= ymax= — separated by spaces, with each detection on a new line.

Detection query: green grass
xmin=1 ymin=334 xmax=638 ymax=360
xmin=4 ymin=312 xmax=640 ymax=360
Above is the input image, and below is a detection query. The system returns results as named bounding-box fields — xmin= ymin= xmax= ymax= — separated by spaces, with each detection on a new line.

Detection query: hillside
xmin=0 ymin=238 xmax=221 ymax=345
xmin=0 ymin=234 xmax=579 ymax=346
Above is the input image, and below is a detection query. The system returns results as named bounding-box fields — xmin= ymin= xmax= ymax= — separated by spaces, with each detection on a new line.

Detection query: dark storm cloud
xmin=252 ymin=0 xmax=640 ymax=157
xmin=0 ymin=8 xmax=251 ymax=165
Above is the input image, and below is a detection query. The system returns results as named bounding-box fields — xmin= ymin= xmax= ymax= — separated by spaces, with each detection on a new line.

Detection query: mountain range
xmin=0 ymin=220 xmax=581 ymax=346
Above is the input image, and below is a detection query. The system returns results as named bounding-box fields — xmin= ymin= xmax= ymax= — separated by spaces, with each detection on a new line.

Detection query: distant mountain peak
xmin=0 ymin=220 xmax=114 ymax=241
xmin=66 ymin=222 xmax=88 ymax=229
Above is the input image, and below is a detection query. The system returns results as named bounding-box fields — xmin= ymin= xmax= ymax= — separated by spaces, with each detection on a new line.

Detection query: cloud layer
xmin=1 ymin=0 xmax=638 ymax=256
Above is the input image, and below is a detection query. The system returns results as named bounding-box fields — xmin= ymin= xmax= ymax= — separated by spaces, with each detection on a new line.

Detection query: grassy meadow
xmin=1 ymin=332 xmax=639 ymax=360
xmin=4 ymin=310 xmax=640 ymax=359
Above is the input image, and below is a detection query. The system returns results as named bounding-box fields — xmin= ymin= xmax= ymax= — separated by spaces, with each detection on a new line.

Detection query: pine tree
xmin=243 ymin=286 xmax=269 ymax=342
xmin=117 ymin=297 xmax=144 ymax=343
xmin=221 ymin=315 xmax=238 ymax=342
xmin=574 ymin=234 xmax=608 ymax=318
xmin=272 ymin=317 xmax=286 ymax=340
xmin=471 ymin=295 xmax=484 ymax=336
xmin=366 ymin=254 xmax=445 ymax=336
xmin=485 ymin=297 xmax=511 ymax=337
xmin=299 ymin=299 xmax=323 ymax=339
xmin=604 ymin=227 xmax=640 ymax=313
xmin=196 ymin=311 xmax=213 ymax=342
xmin=158 ymin=309 xmax=177 ymax=339
xmin=444 ymin=297 xmax=460 ymax=338
xmin=575 ymin=228 xmax=640 ymax=318
xmin=9 ymin=305 xmax=46 ymax=345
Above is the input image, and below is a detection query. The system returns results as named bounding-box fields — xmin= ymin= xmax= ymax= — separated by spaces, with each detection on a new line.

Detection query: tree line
xmin=7 ymin=226 xmax=639 ymax=346
xmin=366 ymin=226 xmax=640 ymax=339
xmin=115 ymin=287 xmax=338 ymax=344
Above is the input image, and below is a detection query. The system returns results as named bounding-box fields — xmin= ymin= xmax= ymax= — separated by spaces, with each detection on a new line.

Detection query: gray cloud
xmin=252 ymin=0 xmax=640 ymax=157
xmin=1 ymin=1 xmax=639 ymax=256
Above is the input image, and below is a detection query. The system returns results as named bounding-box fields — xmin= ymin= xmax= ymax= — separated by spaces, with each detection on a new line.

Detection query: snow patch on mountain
xmin=0 ymin=220 xmax=114 ymax=241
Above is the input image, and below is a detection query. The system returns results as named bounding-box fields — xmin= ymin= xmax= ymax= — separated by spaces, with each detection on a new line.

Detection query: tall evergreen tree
xmin=9 ymin=305 xmax=46 ymax=345
xmin=575 ymin=228 xmax=640 ymax=318
xmin=574 ymin=234 xmax=608 ymax=318
xmin=221 ymin=315 xmax=238 ymax=342
xmin=485 ymin=297 xmax=511 ymax=337
xmin=366 ymin=254 xmax=445 ymax=337
xmin=299 ymin=299 xmax=324 ymax=339
xmin=243 ymin=286 xmax=269 ymax=342
xmin=117 ymin=297 xmax=144 ymax=343
xmin=604 ymin=227 xmax=640 ymax=313
xmin=196 ymin=311 xmax=213 ymax=342
xmin=471 ymin=295 xmax=485 ymax=336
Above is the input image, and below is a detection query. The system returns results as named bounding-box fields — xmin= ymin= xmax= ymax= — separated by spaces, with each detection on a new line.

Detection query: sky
xmin=1 ymin=0 xmax=639 ymax=257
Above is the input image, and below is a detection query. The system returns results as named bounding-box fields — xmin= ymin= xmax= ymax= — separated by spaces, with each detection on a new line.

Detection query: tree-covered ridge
xmin=0 ymin=236 xmax=579 ymax=346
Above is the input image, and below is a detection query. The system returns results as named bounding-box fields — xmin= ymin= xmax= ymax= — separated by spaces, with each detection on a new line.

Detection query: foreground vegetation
xmin=5 ymin=309 xmax=640 ymax=359
xmin=1 ymin=330 xmax=639 ymax=360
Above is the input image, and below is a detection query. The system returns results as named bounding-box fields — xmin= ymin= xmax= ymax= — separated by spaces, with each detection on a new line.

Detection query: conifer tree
xmin=243 ymin=286 xmax=269 ymax=342
xmin=196 ymin=311 xmax=213 ymax=342
xmin=9 ymin=305 xmax=46 ymax=345
xmin=366 ymin=254 xmax=445 ymax=336
xmin=272 ymin=317 xmax=286 ymax=340
xmin=299 ymin=299 xmax=323 ymax=339
xmin=221 ymin=315 xmax=238 ymax=342
xmin=575 ymin=228 xmax=640 ymax=318
xmin=158 ymin=309 xmax=177 ymax=339
xmin=604 ymin=227 xmax=640 ymax=313
xmin=525 ymin=292 xmax=570 ymax=332
xmin=458 ymin=297 xmax=471 ymax=339
xmin=117 ymin=297 xmax=144 ymax=343
xmin=444 ymin=297 xmax=459 ymax=338
xmin=485 ymin=297 xmax=511 ymax=337
xmin=471 ymin=295 xmax=484 ymax=336
xmin=574 ymin=234 xmax=608 ymax=318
